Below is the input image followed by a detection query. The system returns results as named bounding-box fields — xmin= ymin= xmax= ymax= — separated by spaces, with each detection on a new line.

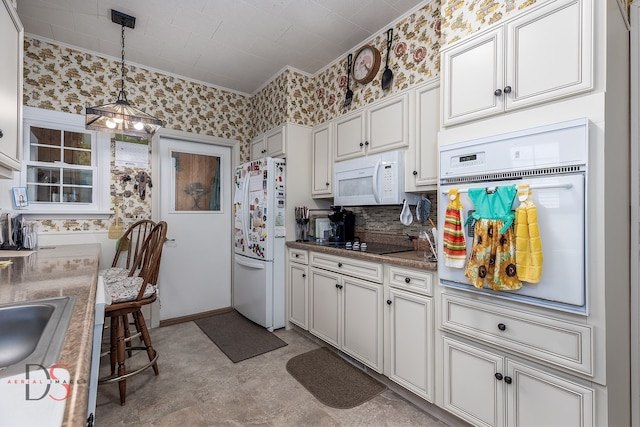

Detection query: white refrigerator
xmin=233 ymin=157 xmax=286 ymax=331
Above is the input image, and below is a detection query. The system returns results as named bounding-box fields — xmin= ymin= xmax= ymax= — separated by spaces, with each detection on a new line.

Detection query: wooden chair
xmin=100 ymin=221 xmax=168 ymax=405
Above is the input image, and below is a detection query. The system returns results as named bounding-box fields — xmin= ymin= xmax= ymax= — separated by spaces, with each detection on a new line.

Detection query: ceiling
xmin=15 ymin=0 xmax=425 ymax=94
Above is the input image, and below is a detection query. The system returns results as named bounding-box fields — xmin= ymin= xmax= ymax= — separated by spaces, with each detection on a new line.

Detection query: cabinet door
xmin=0 ymin=0 xmax=22 ymax=176
xmin=387 ymin=288 xmax=433 ymax=401
xmin=249 ymin=136 xmax=264 ymax=161
xmin=408 ymin=82 xmax=439 ymax=191
xmin=265 ymin=126 xmax=285 ymax=158
xmin=309 ymin=267 xmax=341 ymax=347
xmin=442 ymin=28 xmax=504 ymax=126
xmin=506 ymin=360 xmax=594 ymax=427
xmin=505 ymin=0 xmax=593 ymax=111
xmin=311 ymin=124 xmax=332 ymax=197
xmin=289 ymin=262 xmax=308 ymax=330
xmin=342 ymin=276 xmax=383 ymax=372
xmin=366 ymin=93 xmax=409 ymax=155
xmin=334 ymin=111 xmax=365 ymax=161
xmin=443 ymin=337 xmax=505 ymax=427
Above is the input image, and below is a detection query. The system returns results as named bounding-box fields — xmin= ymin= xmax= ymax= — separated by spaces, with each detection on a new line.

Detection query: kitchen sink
xmin=0 ymin=296 xmax=76 ymax=379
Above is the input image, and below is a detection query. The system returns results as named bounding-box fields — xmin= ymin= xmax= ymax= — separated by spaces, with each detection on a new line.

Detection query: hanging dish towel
xmin=514 ymin=184 xmax=543 ymax=283
xmin=464 ymin=185 xmax=521 ymax=291
xmin=443 ymin=188 xmax=466 ymax=268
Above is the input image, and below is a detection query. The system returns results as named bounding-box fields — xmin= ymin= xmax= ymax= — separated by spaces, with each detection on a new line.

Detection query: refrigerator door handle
xmin=235 ymin=256 xmax=266 ymax=269
xmin=242 ymin=175 xmax=251 ymax=247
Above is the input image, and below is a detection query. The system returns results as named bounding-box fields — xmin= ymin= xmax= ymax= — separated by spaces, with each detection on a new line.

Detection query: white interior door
xmin=158 ymin=137 xmax=232 ymax=320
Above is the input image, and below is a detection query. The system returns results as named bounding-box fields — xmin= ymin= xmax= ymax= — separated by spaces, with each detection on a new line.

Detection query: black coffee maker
xmin=328 ymin=206 xmax=355 ymax=243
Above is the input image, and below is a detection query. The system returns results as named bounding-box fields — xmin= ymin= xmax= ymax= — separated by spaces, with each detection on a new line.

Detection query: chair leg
xmin=109 ymin=316 xmax=117 ymax=376
xmin=115 ymin=314 xmax=127 ymax=405
xmin=133 ymin=310 xmax=159 ymax=376
xmin=123 ymin=313 xmax=133 ymax=357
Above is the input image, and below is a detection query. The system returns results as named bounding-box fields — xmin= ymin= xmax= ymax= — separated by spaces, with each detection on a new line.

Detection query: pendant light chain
xmin=119 ymin=24 xmax=128 ymax=103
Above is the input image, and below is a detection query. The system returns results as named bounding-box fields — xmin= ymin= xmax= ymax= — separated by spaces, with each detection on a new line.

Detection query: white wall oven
xmin=438 ymin=119 xmax=589 ymax=314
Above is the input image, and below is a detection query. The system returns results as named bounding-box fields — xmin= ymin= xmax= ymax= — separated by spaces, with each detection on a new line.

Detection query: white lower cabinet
xmin=308 ymin=252 xmax=383 ymax=373
xmin=288 ymin=249 xmax=309 ymax=330
xmin=442 ymin=336 xmax=595 ymax=427
xmin=386 ymin=287 xmax=434 ymax=402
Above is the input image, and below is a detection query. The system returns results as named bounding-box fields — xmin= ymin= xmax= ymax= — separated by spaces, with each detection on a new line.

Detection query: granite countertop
xmin=0 ymin=244 xmax=100 ymax=427
xmin=286 ymin=240 xmax=438 ymax=271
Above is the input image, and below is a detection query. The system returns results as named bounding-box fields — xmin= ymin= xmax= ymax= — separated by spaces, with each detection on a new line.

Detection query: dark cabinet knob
xmin=325 ymin=182 xmax=330 ymax=186
xmin=387 ymin=299 xmax=392 ymax=305
xmin=503 ymin=85 xmax=512 ymax=94
xmin=302 ymin=273 xmax=306 ymax=278
xmin=498 ymin=323 xmax=506 ymax=331
xmin=338 ymin=284 xmax=343 ymax=289
xmin=495 ymin=373 xmax=503 ymax=381
xmin=364 ymin=141 xmax=369 ymax=146
xmin=504 ymin=376 xmax=512 ymax=384
xmin=359 ymin=142 xmax=364 ymax=147
xmin=338 ymin=262 xmax=342 ymax=267
xmin=413 ymin=170 xmax=418 ymax=176
xmin=405 ymin=277 xmax=411 ymax=283
xmin=335 ymin=283 xmax=340 ymax=288
xmin=0 ymin=129 xmax=3 ymax=138
xmin=494 ymin=88 xmax=503 ymax=96
xmin=295 ymin=254 xmax=299 ymax=258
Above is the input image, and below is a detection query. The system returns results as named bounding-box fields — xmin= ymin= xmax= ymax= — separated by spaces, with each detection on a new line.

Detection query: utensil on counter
xmin=400 ymin=199 xmax=413 ymax=225
xmin=416 ymin=194 xmax=431 ymax=224
xmin=344 ymin=54 xmax=354 ymax=107
xmin=381 ymin=28 xmax=394 ymax=91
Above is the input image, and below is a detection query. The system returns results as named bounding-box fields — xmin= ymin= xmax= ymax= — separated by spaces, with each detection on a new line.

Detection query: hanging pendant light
xmin=85 ymin=10 xmax=162 ymax=138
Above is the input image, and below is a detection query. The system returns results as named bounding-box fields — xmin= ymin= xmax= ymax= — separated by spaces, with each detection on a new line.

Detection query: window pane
xmin=30 ymin=145 xmax=61 ymax=163
xmin=27 ymin=166 xmax=60 ymax=185
xmin=64 ymin=131 xmax=91 ymax=149
xmin=172 ymin=151 xmax=221 ymax=211
xmin=27 ymin=183 xmax=61 ymax=203
xmin=62 ymin=186 xmax=92 ymax=203
xmin=62 ymin=168 xmax=92 ymax=186
xmin=63 ymin=148 xmax=91 ymax=166
xmin=30 ymin=127 xmax=61 ymax=147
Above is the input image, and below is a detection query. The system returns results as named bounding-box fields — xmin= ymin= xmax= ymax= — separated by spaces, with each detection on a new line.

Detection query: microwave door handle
xmin=372 ymin=159 xmax=381 ymax=203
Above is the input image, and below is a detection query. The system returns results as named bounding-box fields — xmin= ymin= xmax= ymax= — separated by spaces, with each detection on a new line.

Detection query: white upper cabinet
xmin=441 ymin=0 xmax=593 ymax=126
xmin=250 ymin=124 xmax=286 ymax=161
xmin=311 ymin=123 xmax=333 ymax=197
xmin=406 ymin=80 xmax=439 ymax=192
xmin=334 ymin=93 xmax=409 ymax=161
xmin=0 ymin=0 xmax=23 ymax=178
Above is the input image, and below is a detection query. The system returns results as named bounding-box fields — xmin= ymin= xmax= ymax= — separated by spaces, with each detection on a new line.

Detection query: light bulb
xmin=134 ymin=122 xmax=144 ymax=131
xmin=106 ymin=119 xmax=116 ymax=129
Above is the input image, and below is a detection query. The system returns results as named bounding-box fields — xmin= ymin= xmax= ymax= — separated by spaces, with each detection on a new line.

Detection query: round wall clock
xmin=352 ymin=45 xmax=381 ymax=85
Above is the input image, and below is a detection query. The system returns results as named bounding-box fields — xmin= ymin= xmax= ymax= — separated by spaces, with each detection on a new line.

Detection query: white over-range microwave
xmin=333 ymin=150 xmax=419 ymax=206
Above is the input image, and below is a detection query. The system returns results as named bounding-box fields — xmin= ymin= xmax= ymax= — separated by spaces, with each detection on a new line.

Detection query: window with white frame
xmin=21 ymin=106 xmax=110 ymax=213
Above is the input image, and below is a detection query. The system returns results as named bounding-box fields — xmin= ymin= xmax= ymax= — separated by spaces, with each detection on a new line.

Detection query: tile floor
xmin=96 ymin=321 xmax=459 ymax=426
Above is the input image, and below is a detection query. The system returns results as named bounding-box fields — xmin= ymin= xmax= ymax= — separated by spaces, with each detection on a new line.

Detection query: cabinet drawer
xmin=289 ymin=248 xmax=308 ymax=264
xmin=387 ymin=266 xmax=433 ymax=296
xmin=441 ymin=293 xmax=593 ymax=376
xmin=310 ymin=252 xmax=383 ymax=283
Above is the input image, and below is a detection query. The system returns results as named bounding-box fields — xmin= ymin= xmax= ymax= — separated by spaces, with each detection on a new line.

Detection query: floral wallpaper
xmin=313 ymin=2 xmax=441 ymax=125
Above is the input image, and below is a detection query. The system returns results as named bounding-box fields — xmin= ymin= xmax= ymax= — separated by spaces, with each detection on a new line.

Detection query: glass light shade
xmin=86 ymin=99 xmax=162 ymax=138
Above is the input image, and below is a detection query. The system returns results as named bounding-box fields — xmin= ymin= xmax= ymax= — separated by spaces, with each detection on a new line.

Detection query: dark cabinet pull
xmin=364 ymin=141 xmax=369 ymax=146
xmin=504 ymin=376 xmax=512 ymax=384
xmin=498 ymin=323 xmax=506 ymax=331
xmin=387 ymin=299 xmax=392 ymax=305
xmin=495 ymin=373 xmax=503 ymax=381
xmin=413 ymin=170 xmax=418 ymax=176
xmin=494 ymin=88 xmax=502 ymax=96
xmin=0 ymin=129 xmax=3 ymax=138
xmin=338 ymin=284 xmax=343 ymax=289
xmin=302 ymin=273 xmax=306 ymax=278
xmin=335 ymin=283 xmax=340 ymax=288
xmin=503 ymin=85 xmax=512 ymax=94
xmin=325 ymin=182 xmax=330 ymax=186
xmin=295 ymin=254 xmax=299 ymax=258
xmin=338 ymin=262 xmax=342 ymax=267
xmin=359 ymin=142 xmax=364 ymax=147
xmin=405 ymin=277 xmax=411 ymax=283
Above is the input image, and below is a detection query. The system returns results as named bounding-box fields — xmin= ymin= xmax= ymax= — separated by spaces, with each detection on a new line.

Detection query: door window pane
xmin=172 ymin=151 xmax=221 ymax=212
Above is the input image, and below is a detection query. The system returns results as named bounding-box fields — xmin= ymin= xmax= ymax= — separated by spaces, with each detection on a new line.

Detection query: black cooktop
xmin=313 ymin=241 xmax=413 ymax=255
